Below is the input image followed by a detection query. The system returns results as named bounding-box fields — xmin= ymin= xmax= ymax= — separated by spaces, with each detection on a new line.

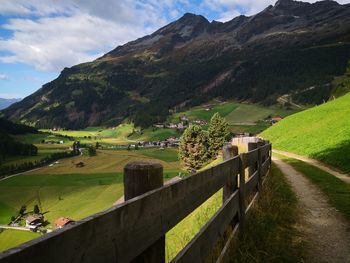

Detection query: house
xmin=180 ymin=116 xmax=189 ymax=122
xmin=193 ymin=119 xmax=208 ymax=125
xmin=177 ymin=122 xmax=187 ymax=130
xmin=75 ymin=161 xmax=85 ymax=168
xmin=166 ymin=136 xmax=178 ymax=143
xmin=25 ymin=214 xmax=43 ymax=230
xmin=167 ymin=123 xmax=177 ymax=129
xmin=154 ymin=123 xmax=165 ymax=128
xmin=271 ymin=116 xmax=283 ymax=124
xmin=55 ymin=217 xmax=75 ymax=229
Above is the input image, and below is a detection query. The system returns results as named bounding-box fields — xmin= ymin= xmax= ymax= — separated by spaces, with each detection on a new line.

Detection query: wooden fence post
xmin=124 ymin=161 xmax=165 ymax=263
xmin=257 ymin=141 xmax=265 ymax=189
xmin=247 ymin=142 xmax=258 ymax=177
xmin=222 ymin=144 xmax=239 ymax=203
xmin=238 ymin=156 xmax=246 ymax=233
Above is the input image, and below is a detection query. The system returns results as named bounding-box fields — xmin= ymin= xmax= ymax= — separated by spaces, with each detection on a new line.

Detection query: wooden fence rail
xmin=0 ymin=142 xmax=272 ymax=263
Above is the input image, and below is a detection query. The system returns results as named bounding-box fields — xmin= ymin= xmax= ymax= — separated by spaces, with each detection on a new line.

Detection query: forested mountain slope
xmin=3 ymin=0 xmax=350 ymax=129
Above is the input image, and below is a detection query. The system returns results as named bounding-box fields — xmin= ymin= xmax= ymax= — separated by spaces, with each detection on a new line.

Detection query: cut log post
xmin=124 ymin=161 xmax=165 ymax=263
xmin=222 ymin=144 xmax=239 ymax=203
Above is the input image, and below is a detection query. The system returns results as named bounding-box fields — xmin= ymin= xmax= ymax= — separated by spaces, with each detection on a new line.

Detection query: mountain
xmin=0 ymin=98 xmax=21 ymax=110
xmin=2 ymin=0 xmax=350 ymax=129
xmin=261 ymin=92 xmax=350 ymax=173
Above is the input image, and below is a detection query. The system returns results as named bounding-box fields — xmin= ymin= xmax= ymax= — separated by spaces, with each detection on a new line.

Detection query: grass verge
xmin=276 ymin=154 xmax=350 ymax=221
xmin=0 ymin=230 xmax=40 ymax=252
xmin=232 ymin=163 xmax=305 ymax=263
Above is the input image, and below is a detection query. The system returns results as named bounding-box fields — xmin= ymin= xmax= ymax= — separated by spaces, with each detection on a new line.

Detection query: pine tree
xmin=179 ymin=125 xmax=209 ymax=172
xmin=33 ymin=204 xmax=40 ymax=214
xmin=208 ymin=113 xmax=229 ymax=158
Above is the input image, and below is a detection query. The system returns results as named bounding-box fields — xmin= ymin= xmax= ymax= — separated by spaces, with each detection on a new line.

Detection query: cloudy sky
xmin=0 ymin=0 xmax=349 ymax=99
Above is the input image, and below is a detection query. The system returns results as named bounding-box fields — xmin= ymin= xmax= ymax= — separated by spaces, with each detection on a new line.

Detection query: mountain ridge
xmin=2 ymin=0 xmax=350 ymax=128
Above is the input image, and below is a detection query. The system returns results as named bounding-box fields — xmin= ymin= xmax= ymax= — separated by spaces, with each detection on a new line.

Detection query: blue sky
xmin=0 ymin=0 xmax=349 ymax=99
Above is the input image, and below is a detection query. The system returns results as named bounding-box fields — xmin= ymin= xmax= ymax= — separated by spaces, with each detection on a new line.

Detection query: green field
xmin=170 ymin=101 xmax=296 ymax=134
xmin=0 ymin=230 xmax=40 ymax=252
xmin=170 ymin=101 xmax=238 ymax=122
xmin=225 ymin=104 xmax=295 ymax=125
xmin=129 ymin=128 xmax=181 ymax=142
xmin=0 ymin=147 xmax=183 ymax=252
xmin=262 ymin=93 xmax=350 ymax=172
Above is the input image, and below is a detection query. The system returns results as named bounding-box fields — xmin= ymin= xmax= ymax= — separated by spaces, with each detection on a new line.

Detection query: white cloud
xmin=0 ymin=74 xmax=9 ymax=80
xmin=0 ymin=0 xmax=178 ymax=71
xmin=0 ymin=0 xmax=349 ymax=71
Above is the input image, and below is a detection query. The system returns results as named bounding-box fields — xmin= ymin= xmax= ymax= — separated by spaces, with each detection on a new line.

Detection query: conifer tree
xmin=179 ymin=125 xmax=209 ymax=172
xmin=208 ymin=113 xmax=229 ymax=157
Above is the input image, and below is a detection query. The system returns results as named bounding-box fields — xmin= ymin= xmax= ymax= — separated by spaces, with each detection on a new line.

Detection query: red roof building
xmin=55 ymin=217 xmax=75 ymax=229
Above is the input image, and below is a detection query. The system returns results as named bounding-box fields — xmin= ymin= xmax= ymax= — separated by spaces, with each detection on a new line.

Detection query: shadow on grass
xmin=311 ymin=139 xmax=350 ymax=173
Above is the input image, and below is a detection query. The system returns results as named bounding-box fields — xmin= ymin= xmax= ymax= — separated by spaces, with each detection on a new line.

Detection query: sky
xmin=0 ymin=0 xmax=349 ymax=99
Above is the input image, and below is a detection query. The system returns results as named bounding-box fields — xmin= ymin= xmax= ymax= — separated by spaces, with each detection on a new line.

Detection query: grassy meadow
xmin=262 ymin=93 xmax=350 ymax=172
xmin=0 ymin=230 xmax=40 ymax=252
xmin=0 ymin=147 xmax=182 ymax=252
xmin=0 ymin=100 xmax=297 ymax=254
xmin=170 ymin=101 xmax=239 ymax=122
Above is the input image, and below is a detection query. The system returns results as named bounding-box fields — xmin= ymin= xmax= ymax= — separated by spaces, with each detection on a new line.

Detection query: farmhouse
xmin=271 ymin=116 xmax=283 ymax=124
xmin=55 ymin=217 xmax=75 ymax=229
xmin=75 ymin=161 xmax=85 ymax=168
xmin=25 ymin=214 xmax=43 ymax=230
xmin=153 ymin=123 xmax=165 ymax=128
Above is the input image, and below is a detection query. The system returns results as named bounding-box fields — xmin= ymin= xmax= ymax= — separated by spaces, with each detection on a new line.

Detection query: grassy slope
xmin=232 ymin=163 xmax=304 ymax=262
xmin=225 ymin=104 xmax=294 ymax=124
xmin=27 ymin=149 xmax=180 ymax=175
xmin=276 ymin=154 xmax=350 ymax=221
xmin=262 ymin=93 xmax=350 ymax=172
xmin=129 ymin=128 xmax=181 ymax=142
xmin=170 ymin=102 xmax=238 ymax=122
xmin=0 ymin=230 xmax=40 ymax=252
xmin=0 ymin=172 xmax=123 ymax=227
xmin=0 ymin=148 xmax=182 ymax=252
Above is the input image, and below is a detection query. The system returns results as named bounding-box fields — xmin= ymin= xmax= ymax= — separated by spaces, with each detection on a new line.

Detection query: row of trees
xmin=179 ymin=113 xmax=229 ymax=171
xmin=0 ymin=149 xmax=79 ymax=178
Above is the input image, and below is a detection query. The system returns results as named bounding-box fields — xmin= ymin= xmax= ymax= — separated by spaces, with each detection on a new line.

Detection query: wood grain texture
xmin=173 ymin=191 xmax=239 ymax=263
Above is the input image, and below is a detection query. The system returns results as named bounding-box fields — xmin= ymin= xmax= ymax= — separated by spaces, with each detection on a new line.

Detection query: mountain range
xmin=0 ymin=98 xmax=21 ymax=110
xmin=2 ymin=0 xmax=350 ymax=129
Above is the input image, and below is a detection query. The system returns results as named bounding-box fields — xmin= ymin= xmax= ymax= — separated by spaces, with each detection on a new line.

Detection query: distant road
xmin=0 ymin=225 xmax=30 ymax=232
xmin=0 ymin=167 xmax=42 ymax=182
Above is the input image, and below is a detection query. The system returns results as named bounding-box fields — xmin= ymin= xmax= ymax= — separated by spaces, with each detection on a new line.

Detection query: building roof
xmin=271 ymin=116 xmax=283 ymax=121
xmin=26 ymin=214 xmax=43 ymax=224
xmin=55 ymin=217 xmax=74 ymax=228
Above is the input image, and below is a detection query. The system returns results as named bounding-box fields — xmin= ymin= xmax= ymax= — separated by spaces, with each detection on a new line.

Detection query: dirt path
xmin=273 ymin=149 xmax=350 ymax=184
xmin=273 ymin=157 xmax=350 ymax=263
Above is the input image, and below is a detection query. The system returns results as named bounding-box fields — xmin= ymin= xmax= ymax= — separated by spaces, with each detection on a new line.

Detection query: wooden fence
xmin=0 ymin=142 xmax=272 ymax=263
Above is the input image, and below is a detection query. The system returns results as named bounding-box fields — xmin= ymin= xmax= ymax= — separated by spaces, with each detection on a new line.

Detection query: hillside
xmin=2 ymin=0 xmax=350 ymax=129
xmin=0 ymin=119 xmax=38 ymax=162
xmin=261 ymin=93 xmax=350 ymax=172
